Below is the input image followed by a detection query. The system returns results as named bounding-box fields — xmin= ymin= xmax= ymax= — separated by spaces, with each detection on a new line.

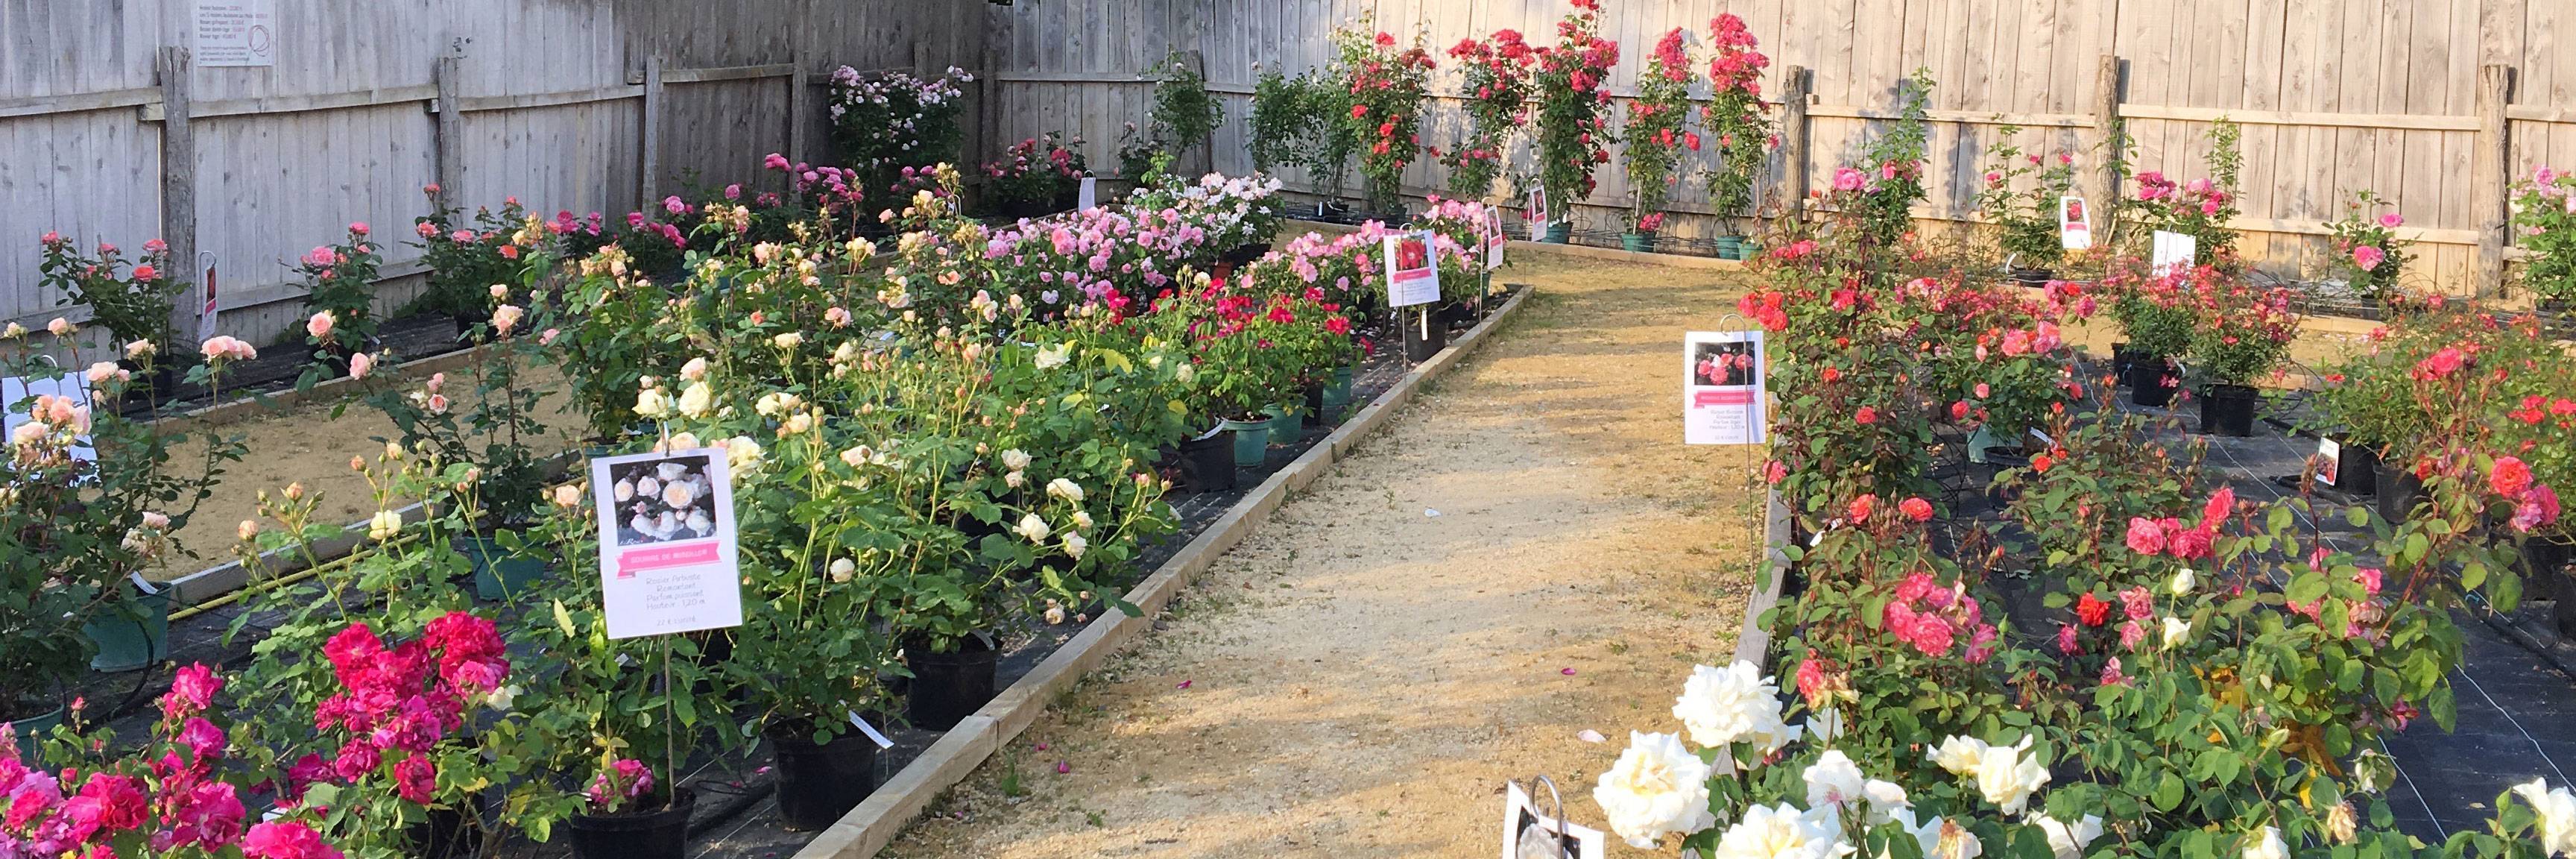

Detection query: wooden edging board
xmin=156 ymin=339 xmax=502 ymax=435
xmin=1730 ymin=489 xmax=1792 ymax=671
xmin=1280 ymin=218 xmax=1750 ymax=271
xmin=789 ymin=286 xmax=1538 ymax=859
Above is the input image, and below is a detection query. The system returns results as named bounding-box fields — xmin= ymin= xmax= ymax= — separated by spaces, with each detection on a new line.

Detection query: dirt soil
xmin=150 ymin=361 xmax=587 ymax=579
xmin=886 ymin=254 xmax=1769 ymax=858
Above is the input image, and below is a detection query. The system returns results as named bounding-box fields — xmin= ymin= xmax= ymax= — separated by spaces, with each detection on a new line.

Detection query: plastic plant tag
xmin=847 ymin=711 xmax=895 ymax=749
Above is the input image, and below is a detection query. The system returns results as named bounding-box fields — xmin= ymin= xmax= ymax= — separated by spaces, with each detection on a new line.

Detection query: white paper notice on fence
xmin=1500 ymin=781 xmax=1606 ymax=859
xmin=1076 ymin=177 xmax=1097 ymax=211
xmin=1 ymin=374 xmax=98 ymax=465
xmin=1483 ymin=208 xmax=1508 ymax=271
xmin=2150 ymin=230 xmax=2197 ymax=277
xmin=592 ymin=448 xmax=743 ymax=639
xmin=1384 ymin=230 xmax=1442 ymax=308
xmin=2059 ymin=195 xmax=2094 ymax=251
xmin=1685 ymin=330 xmax=1768 ymax=445
xmin=2316 ymin=437 xmax=2343 ymax=487
xmin=194 ymin=0 xmax=278 ymax=68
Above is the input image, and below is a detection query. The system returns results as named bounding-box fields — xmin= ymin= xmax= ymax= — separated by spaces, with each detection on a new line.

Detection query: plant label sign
xmin=1384 ymin=230 xmax=1441 ymax=308
xmin=2316 ymin=437 xmax=2343 ymax=487
xmin=1500 ymin=781 xmax=1606 ymax=859
xmin=1527 ymin=186 xmax=1550 ymax=231
xmin=2150 ymin=230 xmax=2197 ymax=277
xmin=1484 ymin=207 xmax=1508 ymax=271
xmin=194 ymin=0 xmax=277 ymax=67
xmin=591 ymin=448 xmax=743 ymax=639
xmin=1076 ymin=177 xmax=1097 ymax=211
xmin=1 ymin=374 xmax=97 ymax=466
xmin=2059 ymin=195 xmax=2094 ymax=251
xmin=1685 ymin=330 xmax=1767 ymax=445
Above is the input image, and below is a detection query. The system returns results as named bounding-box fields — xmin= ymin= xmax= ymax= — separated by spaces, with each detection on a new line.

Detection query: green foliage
xmin=1973 ymin=127 xmax=2079 ymax=269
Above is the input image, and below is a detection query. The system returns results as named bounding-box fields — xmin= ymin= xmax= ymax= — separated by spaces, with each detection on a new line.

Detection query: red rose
xmin=1848 ymin=494 xmax=1876 ymax=522
xmin=1899 ymin=497 xmax=1933 ymax=522
xmin=2074 ymin=592 xmax=2110 ymax=627
xmin=1854 ymin=406 xmax=1878 ymax=425
xmin=2492 ymin=456 xmax=2534 ymax=497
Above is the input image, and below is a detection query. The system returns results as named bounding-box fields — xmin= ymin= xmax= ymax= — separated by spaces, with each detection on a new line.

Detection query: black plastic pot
xmin=2127 ymin=358 xmax=2179 ymax=408
xmin=1221 ymin=242 xmax=1271 ymax=268
xmin=2197 ymin=383 xmax=2258 ymax=437
xmin=905 ymin=637 xmax=999 ymax=731
xmin=2373 ymin=459 xmax=2424 ymax=526
xmin=1175 ymin=427 xmax=1238 ymax=493
xmin=566 ymin=788 xmax=694 ymax=859
xmin=2326 ymin=443 xmax=2379 ymax=496
xmin=2534 ymin=538 xmax=2576 ymax=636
xmin=409 ymin=805 xmax=484 ymax=859
xmin=2109 ymin=342 xmax=2133 ymax=388
xmin=1437 ymin=301 xmax=1476 ymax=332
xmin=2010 ymin=268 xmax=2055 ymax=288
xmin=768 ymin=724 xmax=881 ymax=831
xmin=1401 ymin=309 xmax=1445 ymax=363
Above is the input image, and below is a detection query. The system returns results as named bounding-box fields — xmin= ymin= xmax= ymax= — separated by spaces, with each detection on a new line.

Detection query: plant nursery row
xmin=1 ymin=133 xmax=1532 ymax=859
xmin=1577 ymin=44 xmax=2576 ymax=859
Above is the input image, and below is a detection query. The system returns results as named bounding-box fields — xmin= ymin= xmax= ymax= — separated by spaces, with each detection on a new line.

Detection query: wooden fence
xmin=0 ymin=0 xmax=990 ymax=344
xmin=977 ymin=0 xmax=2576 ymax=297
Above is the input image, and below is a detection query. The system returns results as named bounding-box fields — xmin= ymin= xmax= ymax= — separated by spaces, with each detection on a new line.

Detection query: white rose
xmin=2512 ymin=778 xmax=2576 ymax=858
xmin=2243 ymin=827 xmax=2289 ymax=859
xmin=1072 ymin=510 xmax=1094 ymax=529
xmin=1063 ymin=532 xmax=1087 ymax=559
xmin=1673 ymin=661 xmax=1802 ymax=759
xmin=1014 ymin=513 xmax=1050 ymax=542
xmin=680 ymin=356 xmax=709 ymax=381
xmin=829 ymin=558 xmax=855 ymax=583
xmin=484 ymin=684 xmax=520 ymax=712
xmin=2034 ymin=814 xmax=2105 ymax=859
xmin=1928 ymin=735 xmax=1990 ymax=775
xmin=1892 ymin=811 xmax=1983 ymax=859
xmin=1809 ymin=708 xmax=1846 ymax=744
xmin=367 ymin=510 xmax=403 ymax=541
xmin=1046 ymin=478 xmax=1085 ymax=503
xmin=1005 ymin=471 xmax=1026 ymax=488
xmin=1709 ymin=802 xmax=1845 ymax=859
xmin=635 ymin=386 xmax=673 ymax=418
xmin=773 ymin=332 xmax=804 ymax=349
xmin=1591 ymin=731 xmax=1716 ymax=849
xmin=677 ymin=382 xmax=714 ymax=418
xmin=1001 ymin=449 xmax=1032 ymax=471
xmin=1862 ymin=780 xmax=1912 ymax=825
xmin=727 ymin=436 xmax=764 ymax=471
xmin=1972 ymin=737 xmax=2050 ymax=814
xmin=2161 ymin=617 xmax=2193 ymax=650
xmin=1802 ymin=749 xmax=1869 ymax=811
xmin=1034 ymin=343 xmax=1072 ymax=369
xmin=2171 ymin=567 xmax=2197 ymax=595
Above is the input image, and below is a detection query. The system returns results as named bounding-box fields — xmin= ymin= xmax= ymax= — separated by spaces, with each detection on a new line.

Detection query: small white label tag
xmin=128 ymin=572 xmax=160 ymax=594
xmin=847 ymin=711 xmax=895 ymax=749
xmin=2027 ymin=428 xmax=2056 ymax=447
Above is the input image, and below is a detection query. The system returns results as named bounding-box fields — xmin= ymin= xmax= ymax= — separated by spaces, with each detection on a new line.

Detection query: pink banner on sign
xmin=1695 ymin=388 xmax=1755 ymax=406
xmin=1391 ymin=268 xmax=1433 ymax=284
xmin=617 ymin=541 xmax=720 ymax=577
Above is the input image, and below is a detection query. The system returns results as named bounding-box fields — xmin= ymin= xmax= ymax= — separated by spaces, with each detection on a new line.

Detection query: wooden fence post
xmin=433 ymin=51 xmax=464 ymax=211
xmin=2472 ymin=63 xmax=2513 ymax=297
xmin=157 ymin=46 xmax=198 ymax=343
xmin=786 ymin=45 xmax=809 ymax=186
xmin=2092 ymin=54 xmax=2124 ymax=236
xmin=640 ymin=55 xmax=664 ymax=205
xmin=1781 ymin=66 xmax=1813 ymax=215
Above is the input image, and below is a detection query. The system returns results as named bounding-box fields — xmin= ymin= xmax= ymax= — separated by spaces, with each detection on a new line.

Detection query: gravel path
xmin=887 ymin=255 xmax=1764 ymax=858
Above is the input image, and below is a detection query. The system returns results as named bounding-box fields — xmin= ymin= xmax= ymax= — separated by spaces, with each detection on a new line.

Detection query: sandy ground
xmin=149 ymin=361 xmax=587 ymax=578
xmin=886 ymin=255 xmax=1771 ymax=858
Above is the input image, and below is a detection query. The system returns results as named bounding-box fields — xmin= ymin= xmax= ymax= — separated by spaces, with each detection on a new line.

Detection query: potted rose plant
xmin=2103 ymin=259 xmax=2197 ymax=407
xmin=1620 ymin=28 xmax=1693 ymax=254
xmin=2317 ymin=190 xmax=2412 ymax=313
xmin=412 ymin=187 xmax=535 ymax=339
xmin=1334 ymin=19 xmax=1435 ymax=219
xmin=1971 ymin=129 xmax=2076 ymax=284
xmin=2510 ymin=166 xmax=2576 ymax=325
xmin=294 ymin=223 xmax=384 ymax=386
xmin=38 ymin=234 xmax=183 ymax=394
xmin=1439 ymin=29 xmax=1535 ymax=201
xmin=1699 ymin=13 xmax=1772 ymax=259
xmin=1529 ymin=0 xmax=1618 ymax=243
xmin=2183 ymin=268 xmax=2299 ymax=435
xmin=980 ymin=133 xmax=1089 ymax=218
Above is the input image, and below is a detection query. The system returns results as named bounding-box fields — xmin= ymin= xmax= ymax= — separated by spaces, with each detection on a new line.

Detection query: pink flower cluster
xmin=2490 ymin=456 xmax=2563 ymax=533
xmin=2124 ymin=487 xmax=2233 ymax=561
xmin=1 ymin=664 xmax=344 ymax=859
xmin=1705 ymin=13 xmax=1769 ymax=95
xmin=584 ymin=758 xmax=657 ymax=814
xmin=1881 ymin=572 xmax=1999 ymax=663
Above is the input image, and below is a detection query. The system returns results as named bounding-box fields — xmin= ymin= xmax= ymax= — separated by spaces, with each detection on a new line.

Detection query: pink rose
xmin=2352 ymin=245 xmax=2385 ymax=271
xmin=2124 ymin=517 xmax=2168 ymax=556
xmin=306 ymin=311 xmax=335 ymax=340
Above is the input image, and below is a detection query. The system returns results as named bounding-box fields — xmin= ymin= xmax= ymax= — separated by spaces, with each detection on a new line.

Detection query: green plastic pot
xmin=83 ymin=587 xmax=172 ymax=673
xmin=1322 ymin=367 xmax=1355 ymax=416
xmin=1263 ymin=404 xmax=1302 ymax=444
xmin=462 ymin=533 xmax=551 ymax=601
xmin=1541 ymin=223 xmax=1571 ymax=244
xmin=1620 ymin=231 xmax=1656 ymax=253
xmin=1712 ymin=236 xmax=1744 ymax=259
xmin=1218 ymin=418 xmax=1270 ymax=468
xmin=7 ymin=705 xmax=62 ymax=761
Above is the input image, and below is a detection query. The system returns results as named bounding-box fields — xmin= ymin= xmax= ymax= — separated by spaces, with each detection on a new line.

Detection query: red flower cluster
xmin=1706 ymin=13 xmax=1770 ymax=96
xmin=2123 ymin=488 xmax=2232 ymax=561
xmin=306 ymin=614 xmax=509 ymax=808
xmin=1737 ymin=290 xmax=1788 ymax=331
